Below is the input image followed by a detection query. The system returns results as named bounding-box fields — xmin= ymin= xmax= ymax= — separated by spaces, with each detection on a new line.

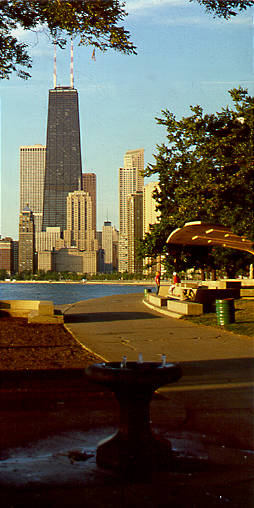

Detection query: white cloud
xmin=11 ymin=26 xmax=27 ymax=39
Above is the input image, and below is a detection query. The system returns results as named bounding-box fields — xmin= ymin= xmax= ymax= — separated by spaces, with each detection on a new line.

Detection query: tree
xmin=141 ymin=88 xmax=254 ymax=274
xmin=0 ymin=0 xmax=136 ymax=80
xmin=0 ymin=269 xmax=8 ymax=280
xmin=192 ymin=0 xmax=254 ymax=18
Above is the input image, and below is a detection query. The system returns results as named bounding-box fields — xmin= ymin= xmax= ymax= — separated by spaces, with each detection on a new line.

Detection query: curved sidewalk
xmin=60 ymin=292 xmax=254 ymax=363
xmin=59 ymin=292 xmax=254 ymax=389
xmin=1 ymin=293 xmax=253 ymax=506
xmin=60 ymin=292 xmax=254 ymax=450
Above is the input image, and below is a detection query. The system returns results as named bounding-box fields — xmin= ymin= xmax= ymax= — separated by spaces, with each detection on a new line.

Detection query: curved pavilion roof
xmin=166 ymin=221 xmax=254 ymax=255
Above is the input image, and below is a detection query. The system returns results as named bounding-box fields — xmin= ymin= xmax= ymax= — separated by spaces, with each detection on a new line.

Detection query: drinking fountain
xmin=86 ymin=354 xmax=182 ymax=477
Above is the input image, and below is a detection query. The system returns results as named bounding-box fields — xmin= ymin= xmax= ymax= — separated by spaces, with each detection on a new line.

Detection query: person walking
xmin=155 ymin=271 xmax=161 ymax=295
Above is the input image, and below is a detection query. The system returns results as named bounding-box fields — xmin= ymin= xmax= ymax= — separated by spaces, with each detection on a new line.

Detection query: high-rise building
xmin=65 ymin=190 xmax=98 ymax=251
xmin=102 ymin=221 xmax=119 ymax=272
xmin=82 ymin=173 xmax=96 ymax=232
xmin=112 ymin=228 xmax=119 ymax=272
xmin=36 ymin=227 xmax=64 ymax=253
xmin=143 ymin=181 xmax=160 ymax=274
xmin=12 ymin=241 xmax=19 ymax=273
xmin=119 ymin=148 xmax=144 ymax=272
xmin=20 ymin=144 xmax=46 ymax=234
xmin=127 ymin=191 xmax=143 ymax=273
xmin=143 ymin=181 xmax=160 ymax=235
xmin=0 ymin=237 xmax=13 ymax=275
xmin=96 ymin=231 xmax=102 ymax=249
xmin=42 ymin=86 xmax=82 ymax=232
xmin=124 ymin=149 xmax=144 ymax=176
xmin=38 ymin=248 xmax=98 ymax=274
xmin=18 ymin=206 xmax=35 ymax=273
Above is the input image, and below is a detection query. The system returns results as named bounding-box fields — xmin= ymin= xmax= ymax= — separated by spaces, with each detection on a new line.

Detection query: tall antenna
xmin=70 ymin=39 xmax=74 ymax=88
xmin=53 ymin=40 xmax=57 ymax=88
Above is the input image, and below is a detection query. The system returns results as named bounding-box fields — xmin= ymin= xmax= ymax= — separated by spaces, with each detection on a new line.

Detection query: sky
xmin=0 ymin=0 xmax=253 ymax=240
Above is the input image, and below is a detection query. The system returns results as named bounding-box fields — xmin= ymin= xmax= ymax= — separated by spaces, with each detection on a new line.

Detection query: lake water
xmin=0 ymin=282 xmax=154 ymax=305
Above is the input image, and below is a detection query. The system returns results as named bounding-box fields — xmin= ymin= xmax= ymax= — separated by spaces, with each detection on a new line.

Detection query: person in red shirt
xmin=155 ymin=271 xmax=161 ymax=294
xmin=173 ymin=272 xmax=181 ymax=284
xmin=169 ymin=272 xmax=181 ymax=295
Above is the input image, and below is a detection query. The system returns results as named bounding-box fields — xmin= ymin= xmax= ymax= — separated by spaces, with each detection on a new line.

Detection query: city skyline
xmin=1 ymin=0 xmax=253 ymax=240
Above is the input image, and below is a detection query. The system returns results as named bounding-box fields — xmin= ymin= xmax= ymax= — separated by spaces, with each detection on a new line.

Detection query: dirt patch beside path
xmin=0 ymin=316 xmax=100 ymax=371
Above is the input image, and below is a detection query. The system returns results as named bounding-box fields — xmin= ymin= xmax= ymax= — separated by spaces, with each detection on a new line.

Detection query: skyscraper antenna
xmin=70 ymin=39 xmax=74 ymax=88
xmin=53 ymin=40 xmax=57 ymax=88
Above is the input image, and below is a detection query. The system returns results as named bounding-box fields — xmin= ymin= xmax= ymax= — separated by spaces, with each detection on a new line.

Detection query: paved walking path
xmin=58 ymin=292 xmax=254 ymax=451
xmin=1 ymin=293 xmax=254 ymax=507
xmin=60 ymin=293 xmax=254 ymax=362
xmin=59 ymin=292 xmax=254 ymax=445
xmin=59 ymin=292 xmax=254 ymax=383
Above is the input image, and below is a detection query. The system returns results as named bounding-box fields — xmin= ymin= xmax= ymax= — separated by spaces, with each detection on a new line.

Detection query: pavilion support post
xmin=211 ymin=269 xmax=216 ymax=281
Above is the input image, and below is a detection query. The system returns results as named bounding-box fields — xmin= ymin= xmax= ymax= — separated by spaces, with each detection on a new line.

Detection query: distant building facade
xmin=82 ymin=173 xmax=96 ymax=232
xmin=119 ymin=148 xmax=144 ymax=272
xmin=143 ymin=182 xmax=160 ymax=235
xmin=0 ymin=237 xmax=13 ymax=274
xmin=102 ymin=221 xmax=119 ymax=272
xmin=35 ymin=227 xmax=64 ymax=253
xmin=127 ymin=191 xmax=143 ymax=273
xmin=96 ymin=231 xmax=102 ymax=249
xmin=38 ymin=248 xmax=98 ymax=274
xmin=12 ymin=241 xmax=19 ymax=273
xmin=143 ymin=181 xmax=160 ymax=274
xmin=65 ymin=190 xmax=98 ymax=251
xmin=20 ymin=144 xmax=46 ymax=234
xmin=18 ymin=207 xmax=35 ymax=273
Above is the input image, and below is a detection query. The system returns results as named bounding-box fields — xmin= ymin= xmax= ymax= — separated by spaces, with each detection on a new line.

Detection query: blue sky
xmin=1 ymin=0 xmax=253 ymax=240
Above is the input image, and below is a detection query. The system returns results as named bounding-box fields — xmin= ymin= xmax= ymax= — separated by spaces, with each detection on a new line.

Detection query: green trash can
xmin=144 ymin=289 xmax=148 ymax=298
xmin=216 ymin=298 xmax=235 ymax=325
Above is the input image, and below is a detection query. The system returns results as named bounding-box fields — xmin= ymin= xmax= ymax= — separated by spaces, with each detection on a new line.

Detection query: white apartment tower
xmin=119 ymin=148 xmax=144 ymax=272
xmin=20 ymin=145 xmax=46 ymax=234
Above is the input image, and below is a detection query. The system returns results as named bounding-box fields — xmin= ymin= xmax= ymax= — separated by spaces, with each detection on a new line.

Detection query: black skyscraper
xmin=42 ymin=86 xmax=82 ymax=232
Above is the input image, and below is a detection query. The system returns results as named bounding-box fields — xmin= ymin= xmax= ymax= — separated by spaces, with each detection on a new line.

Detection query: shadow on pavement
xmin=178 ymin=357 xmax=254 ymax=381
xmin=64 ymin=311 xmax=161 ymax=323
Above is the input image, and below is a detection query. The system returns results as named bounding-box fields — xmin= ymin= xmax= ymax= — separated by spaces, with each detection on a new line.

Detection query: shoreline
xmin=0 ymin=280 xmax=155 ymax=286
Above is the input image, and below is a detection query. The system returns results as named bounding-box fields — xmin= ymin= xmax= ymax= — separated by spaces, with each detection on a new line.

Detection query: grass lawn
xmin=183 ymin=299 xmax=254 ymax=337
